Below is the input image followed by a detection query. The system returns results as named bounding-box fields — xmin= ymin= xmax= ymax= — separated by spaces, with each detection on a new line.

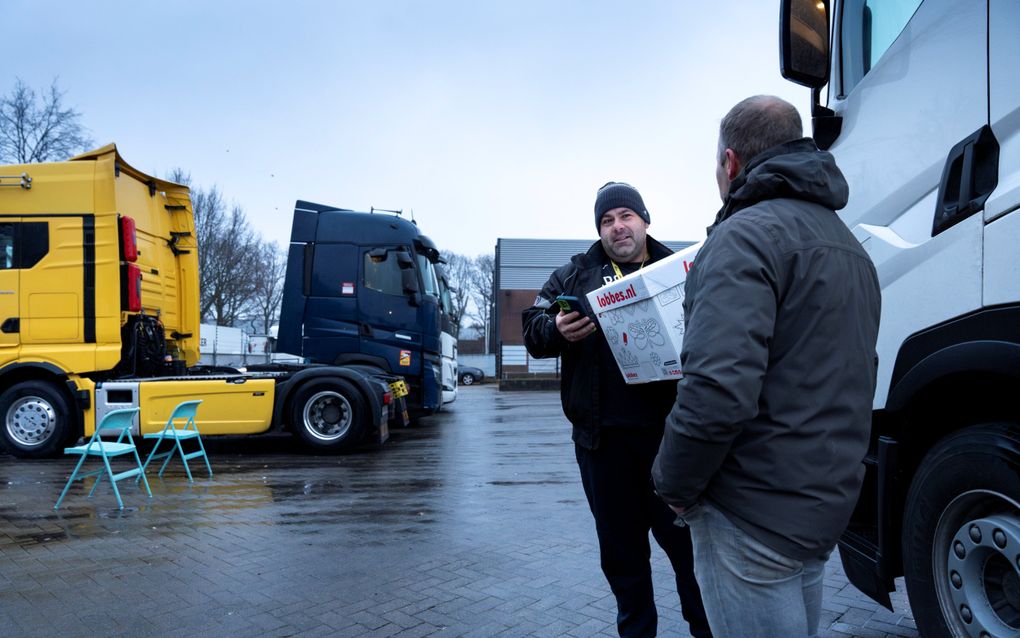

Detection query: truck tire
xmin=289 ymin=378 xmax=366 ymax=453
xmin=902 ymin=424 xmax=1020 ymax=638
xmin=0 ymin=380 xmax=75 ymax=459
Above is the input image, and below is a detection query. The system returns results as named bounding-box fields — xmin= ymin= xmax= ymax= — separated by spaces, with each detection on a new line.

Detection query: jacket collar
xmin=575 ymin=234 xmax=672 ymax=268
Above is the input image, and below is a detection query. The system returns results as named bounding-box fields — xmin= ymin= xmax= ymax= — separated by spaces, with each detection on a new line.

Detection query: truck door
xmin=0 ymin=218 xmax=76 ymax=365
xmin=826 ymin=0 xmax=987 ymax=407
xmin=983 ymin=1 xmax=1020 ymax=306
xmin=19 ymin=217 xmax=86 ymax=348
xmin=302 ymin=242 xmax=361 ymax=361
xmin=0 ymin=222 xmax=18 ymax=360
xmin=358 ymin=246 xmax=421 ymax=376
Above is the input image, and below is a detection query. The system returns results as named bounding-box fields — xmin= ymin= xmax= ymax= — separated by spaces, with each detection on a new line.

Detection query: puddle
xmin=487 ymin=480 xmax=569 ymax=486
xmin=9 ymin=529 xmax=68 ymax=547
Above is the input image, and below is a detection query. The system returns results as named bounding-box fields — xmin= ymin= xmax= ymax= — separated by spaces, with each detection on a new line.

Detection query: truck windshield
xmin=417 ymin=254 xmax=439 ymax=297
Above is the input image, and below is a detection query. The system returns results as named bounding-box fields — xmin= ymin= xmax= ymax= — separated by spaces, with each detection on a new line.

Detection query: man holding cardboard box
xmin=522 ymin=182 xmax=711 ymax=638
xmin=652 ymin=96 xmax=881 ymax=638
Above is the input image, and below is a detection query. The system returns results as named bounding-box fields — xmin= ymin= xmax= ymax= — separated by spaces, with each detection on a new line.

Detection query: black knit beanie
xmin=594 ymin=182 xmax=650 ymax=229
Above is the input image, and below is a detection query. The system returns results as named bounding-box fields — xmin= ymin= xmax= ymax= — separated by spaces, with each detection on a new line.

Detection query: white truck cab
xmin=781 ymin=1 xmax=1020 ymax=635
xmin=435 ymin=264 xmax=458 ymax=406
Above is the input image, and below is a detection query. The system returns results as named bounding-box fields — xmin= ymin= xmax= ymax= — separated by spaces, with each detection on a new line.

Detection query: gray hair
xmin=718 ymin=95 xmax=803 ymax=165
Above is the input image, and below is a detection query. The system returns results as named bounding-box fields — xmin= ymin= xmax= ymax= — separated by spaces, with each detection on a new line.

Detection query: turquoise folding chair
xmin=55 ymin=407 xmax=152 ymax=510
xmin=141 ymin=400 xmax=212 ymax=482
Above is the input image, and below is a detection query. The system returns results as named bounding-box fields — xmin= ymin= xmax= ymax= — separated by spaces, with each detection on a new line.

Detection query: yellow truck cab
xmin=0 ymin=146 xmax=393 ymax=458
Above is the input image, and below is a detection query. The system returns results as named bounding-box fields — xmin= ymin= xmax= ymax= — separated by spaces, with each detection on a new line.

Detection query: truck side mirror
xmin=401 ymin=269 xmax=419 ymax=295
xmin=780 ymin=0 xmax=830 ymax=89
xmin=396 ymin=250 xmax=414 ymax=269
xmin=402 ymin=267 xmax=421 ymax=307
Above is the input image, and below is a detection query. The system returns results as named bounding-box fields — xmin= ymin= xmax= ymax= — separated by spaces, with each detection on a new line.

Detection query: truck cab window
xmin=841 ymin=0 xmax=922 ymax=94
xmin=363 ymin=251 xmax=403 ymax=295
xmin=439 ymin=280 xmax=453 ymax=316
xmin=0 ymin=224 xmax=13 ymax=269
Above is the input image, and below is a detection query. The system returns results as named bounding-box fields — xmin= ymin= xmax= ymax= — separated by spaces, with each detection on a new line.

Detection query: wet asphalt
xmin=0 ymin=386 xmax=917 ymax=637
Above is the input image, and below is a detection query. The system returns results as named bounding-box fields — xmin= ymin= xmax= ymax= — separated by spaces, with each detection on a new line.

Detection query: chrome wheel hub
xmin=937 ymin=490 xmax=1020 ymax=637
xmin=302 ymin=391 xmax=352 ymax=442
xmin=5 ymin=396 xmax=57 ymax=447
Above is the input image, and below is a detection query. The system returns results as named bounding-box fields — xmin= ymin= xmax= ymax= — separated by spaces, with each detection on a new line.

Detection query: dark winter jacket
xmin=652 ymin=138 xmax=881 ymax=560
xmin=522 ymin=237 xmax=676 ymax=449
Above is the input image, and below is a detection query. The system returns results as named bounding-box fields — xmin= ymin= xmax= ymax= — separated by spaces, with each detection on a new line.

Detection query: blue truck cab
xmin=277 ymin=201 xmax=444 ymax=416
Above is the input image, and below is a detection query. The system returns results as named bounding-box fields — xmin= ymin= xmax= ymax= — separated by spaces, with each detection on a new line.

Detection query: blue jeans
xmin=680 ymin=502 xmax=829 ymax=638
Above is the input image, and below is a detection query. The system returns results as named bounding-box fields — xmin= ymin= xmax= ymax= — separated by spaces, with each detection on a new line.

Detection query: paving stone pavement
xmin=0 ymin=386 xmax=918 ymax=637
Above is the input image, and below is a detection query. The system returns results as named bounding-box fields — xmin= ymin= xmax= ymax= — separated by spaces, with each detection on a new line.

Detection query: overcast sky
xmin=3 ymin=1 xmax=811 ymax=257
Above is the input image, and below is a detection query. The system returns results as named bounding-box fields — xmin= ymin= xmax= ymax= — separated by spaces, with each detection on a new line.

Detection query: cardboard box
xmin=585 ymin=243 xmax=701 ymax=384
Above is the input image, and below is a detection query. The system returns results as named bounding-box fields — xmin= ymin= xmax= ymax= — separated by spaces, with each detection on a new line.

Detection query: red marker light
xmin=120 ymin=216 xmax=138 ymax=262
xmin=123 ymin=264 xmax=142 ymax=311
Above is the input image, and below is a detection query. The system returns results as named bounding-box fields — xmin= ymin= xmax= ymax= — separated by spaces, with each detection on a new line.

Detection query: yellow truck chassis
xmin=0 ymin=146 xmax=395 ymax=458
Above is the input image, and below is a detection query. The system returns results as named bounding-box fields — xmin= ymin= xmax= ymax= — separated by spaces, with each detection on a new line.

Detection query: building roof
xmin=496 ymin=237 xmax=696 ymax=290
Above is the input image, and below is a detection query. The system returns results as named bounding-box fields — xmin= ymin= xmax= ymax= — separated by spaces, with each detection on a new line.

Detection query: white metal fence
xmin=500 ymin=345 xmax=560 ymax=376
xmin=198 ymin=324 xmax=275 ymax=367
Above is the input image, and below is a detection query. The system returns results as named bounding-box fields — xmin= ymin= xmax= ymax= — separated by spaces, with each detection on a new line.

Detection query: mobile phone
xmin=548 ymin=295 xmax=584 ymax=315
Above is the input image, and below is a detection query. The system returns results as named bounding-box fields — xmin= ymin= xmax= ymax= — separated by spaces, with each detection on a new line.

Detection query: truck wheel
xmin=902 ymin=424 xmax=1020 ymax=638
xmin=0 ymin=380 xmax=74 ymax=459
xmin=289 ymin=379 xmax=366 ymax=453
xmin=461 ymin=373 xmax=475 ymax=386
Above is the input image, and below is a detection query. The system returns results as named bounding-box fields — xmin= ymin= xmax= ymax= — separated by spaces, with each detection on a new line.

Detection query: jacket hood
xmin=712 ymin=137 xmax=849 ymax=230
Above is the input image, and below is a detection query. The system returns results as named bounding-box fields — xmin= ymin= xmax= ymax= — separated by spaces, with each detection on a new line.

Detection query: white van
xmin=780 ymin=1 xmax=1020 ymax=636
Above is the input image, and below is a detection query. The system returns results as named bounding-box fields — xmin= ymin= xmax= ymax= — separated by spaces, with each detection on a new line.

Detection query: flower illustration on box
xmin=650 ymin=352 xmax=662 ymax=367
xmin=628 ymin=318 xmax=666 ymax=350
xmin=607 ymin=310 xmax=625 ymax=326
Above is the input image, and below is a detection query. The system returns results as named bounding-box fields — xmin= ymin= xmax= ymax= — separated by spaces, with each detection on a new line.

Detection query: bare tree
xmin=441 ymin=252 xmax=474 ymax=339
xmin=203 ymin=204 xmax=260 ymax=326
xmin=467 ymin=254 xmax=495 ymax=353
xmin=166 ymin=167 xmax=191 ymax=186
xmin=190 ymin=183 xmax=227 ymax=321
xmin=0 ymin=78 xmax=93 ymax=163
xmin=247 ymin=241 xmax=287 ymax=334
xmin=166 ymin=168 xmax=263 ymax=327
